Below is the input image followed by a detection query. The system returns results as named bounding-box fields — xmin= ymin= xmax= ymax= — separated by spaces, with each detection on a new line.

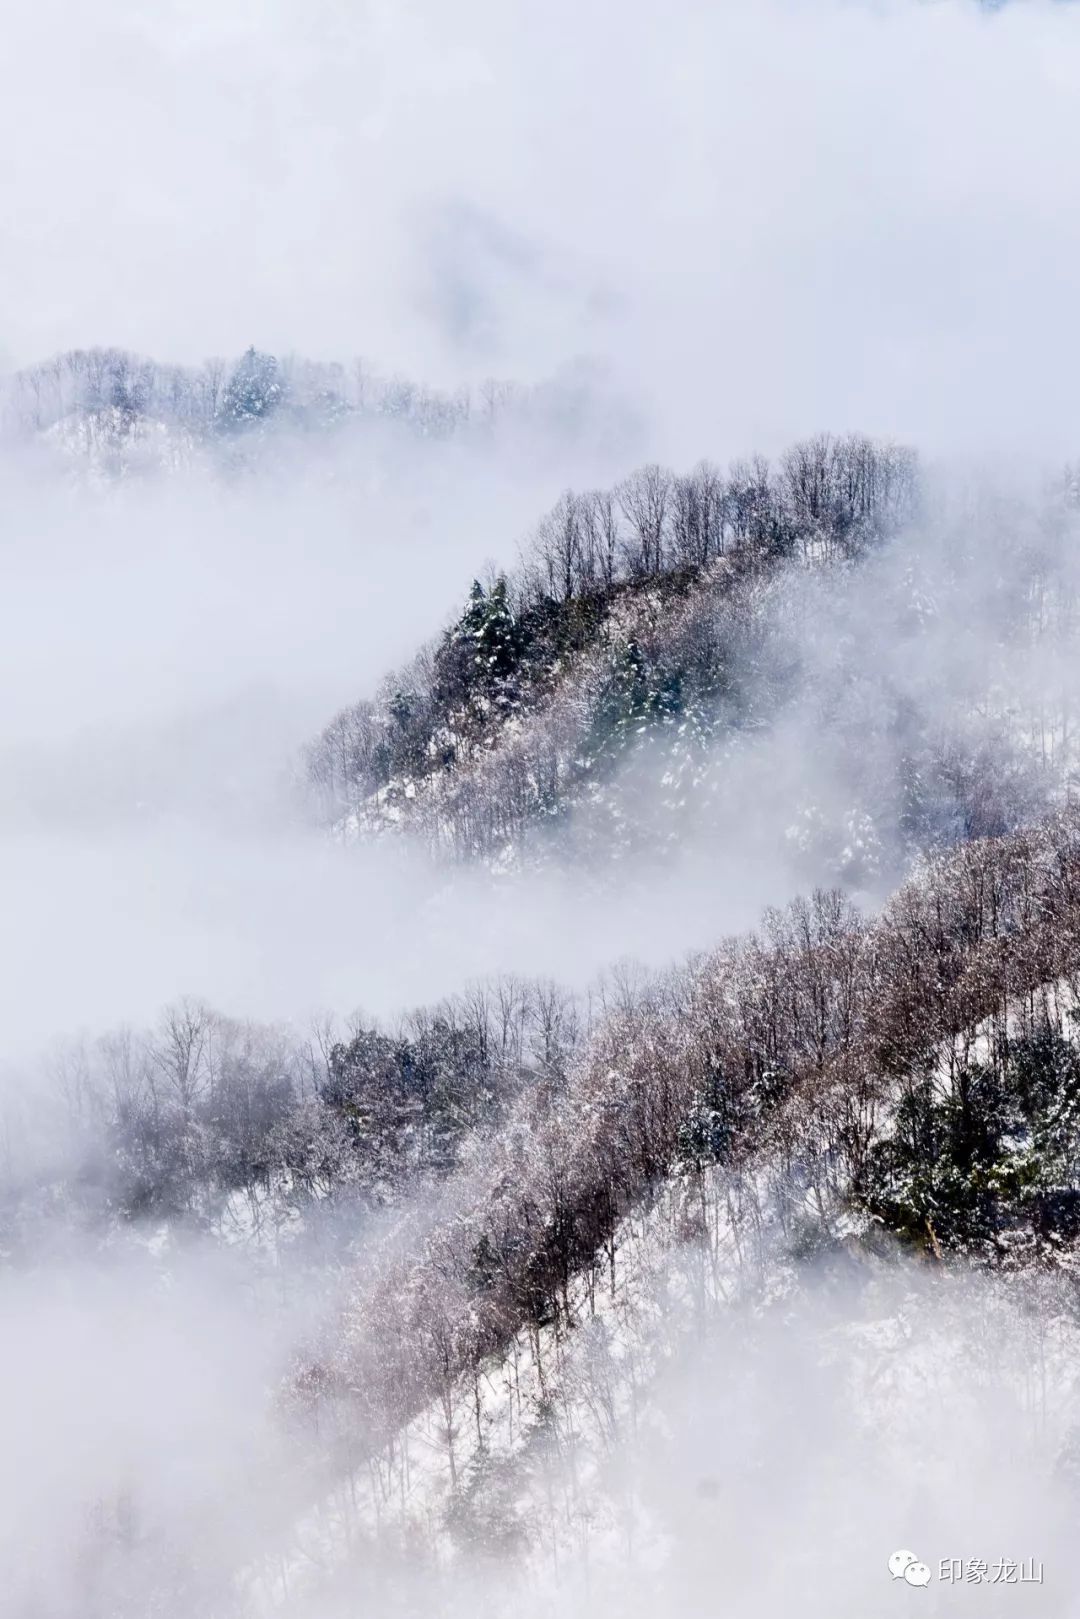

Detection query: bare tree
xmin=617 ymin=464 xmax=673 ymax=577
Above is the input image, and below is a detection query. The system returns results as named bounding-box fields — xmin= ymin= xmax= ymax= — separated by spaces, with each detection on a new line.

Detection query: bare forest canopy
xmin=0 ymin=344 xmax=621 ymax=457
xmin=10 ymin=362 xmax=1080 ymax=1611
xmin=306 ymin=433 xmax=1080 ymax=887
xmin=14 ymin=806 xmax=1080 ymax=1490
xmin=15 ymin=2 xmax=1080 ymax=1609
xmin=306 ymin=806 xmax=1080 ymax=1459
xmin=307 ymin=434 xmax=921 ymax=839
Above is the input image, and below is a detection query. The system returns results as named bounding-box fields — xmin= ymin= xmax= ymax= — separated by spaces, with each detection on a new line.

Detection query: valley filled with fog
xmin=5 ymin=3 xmax=1080 ymax=1617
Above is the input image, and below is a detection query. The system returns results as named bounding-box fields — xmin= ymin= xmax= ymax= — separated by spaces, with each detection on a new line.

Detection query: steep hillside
xmin=11 ymin=418 xmax=1080 ymax=1613
xmin=12 ymin=1 xmax=1080 ymax=1614
xmin=308 ymin=436 xmax=920 ymax=860
xmin=14 ymin=804 xmax=1080 ymax=1612
xmin=309 ymin=441 xmax=1080 ymax=890
xmin=259 ymin=807 xmax=1080 ymax=1610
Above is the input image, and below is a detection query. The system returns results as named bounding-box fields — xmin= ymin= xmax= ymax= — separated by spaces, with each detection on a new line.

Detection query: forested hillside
xmin=307 ymin=435 xmax=919 ymax=851
xmin=308 ymin=436 xmax=1080 ymax=891
xmin=11 ymin=1 xmax=1080 ymax=1614
xmin=276 ymin=810 xmax=1080 ymax=1605
xmin=10 ymin=397 xmax=1080 ymax=1611
xmin=15 ymin=795 xmax=1080 ymax=1611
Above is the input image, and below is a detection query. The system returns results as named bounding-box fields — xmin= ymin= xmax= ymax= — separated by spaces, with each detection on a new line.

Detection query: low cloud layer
xmin=4 ymin=4 xmax=1080 ymax=1615
xmin=0 ymin=423 xmax=646 ymax=1056
xmin=3 ymin=1229 xmax=1075 ymax=1617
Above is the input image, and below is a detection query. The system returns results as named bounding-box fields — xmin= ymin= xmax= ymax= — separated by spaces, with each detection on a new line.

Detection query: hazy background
xmin=0 ymin=431 xmax=644 ymax=1055
xmin=2 ymin=0 xmax=1080 ymax=458
xmin=3 ymin=0 xmax=1080 ymax=1053
xmin=3 ymin=5 xmax=1080 ymax=1615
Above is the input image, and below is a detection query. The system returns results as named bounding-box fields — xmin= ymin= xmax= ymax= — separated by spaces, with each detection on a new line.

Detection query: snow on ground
xmin=243 ymin=1150 xmax=1080 ymax=1616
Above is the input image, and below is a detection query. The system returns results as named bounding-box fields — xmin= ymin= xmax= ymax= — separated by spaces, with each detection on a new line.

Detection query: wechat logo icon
xmin=889 ymin=1550 xmax=932 ymax=1588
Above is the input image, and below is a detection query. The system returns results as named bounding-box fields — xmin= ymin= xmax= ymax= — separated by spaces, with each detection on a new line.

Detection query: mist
xmin=5 ymin=0 xmax=1080 ymax=1615
xmin=3 ymin=0 xmax=1080 ymax=1049
xmin=0 ymin=411 xmax=646 ymax=1054
xmin=5 ymin=1 xmax=1080 ymax=459
xmin=560 ymin=453 xmax=1080 ymax=906
xmin=5 ymin=1221 xmax=1076 ymax=1616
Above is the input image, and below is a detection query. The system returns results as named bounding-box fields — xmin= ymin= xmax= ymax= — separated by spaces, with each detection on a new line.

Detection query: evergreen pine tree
xmin=217 ymin=347 xmax=284 ymax=431
xmin=586 ymin=637 xmax=682 ymax=769
xmin=449 ymin=577 xmax=525 ymax=715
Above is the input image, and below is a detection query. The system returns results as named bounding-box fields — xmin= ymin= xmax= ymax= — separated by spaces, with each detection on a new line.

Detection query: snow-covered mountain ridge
xmin=309 ymin=439 xmax=1080 ymax=897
